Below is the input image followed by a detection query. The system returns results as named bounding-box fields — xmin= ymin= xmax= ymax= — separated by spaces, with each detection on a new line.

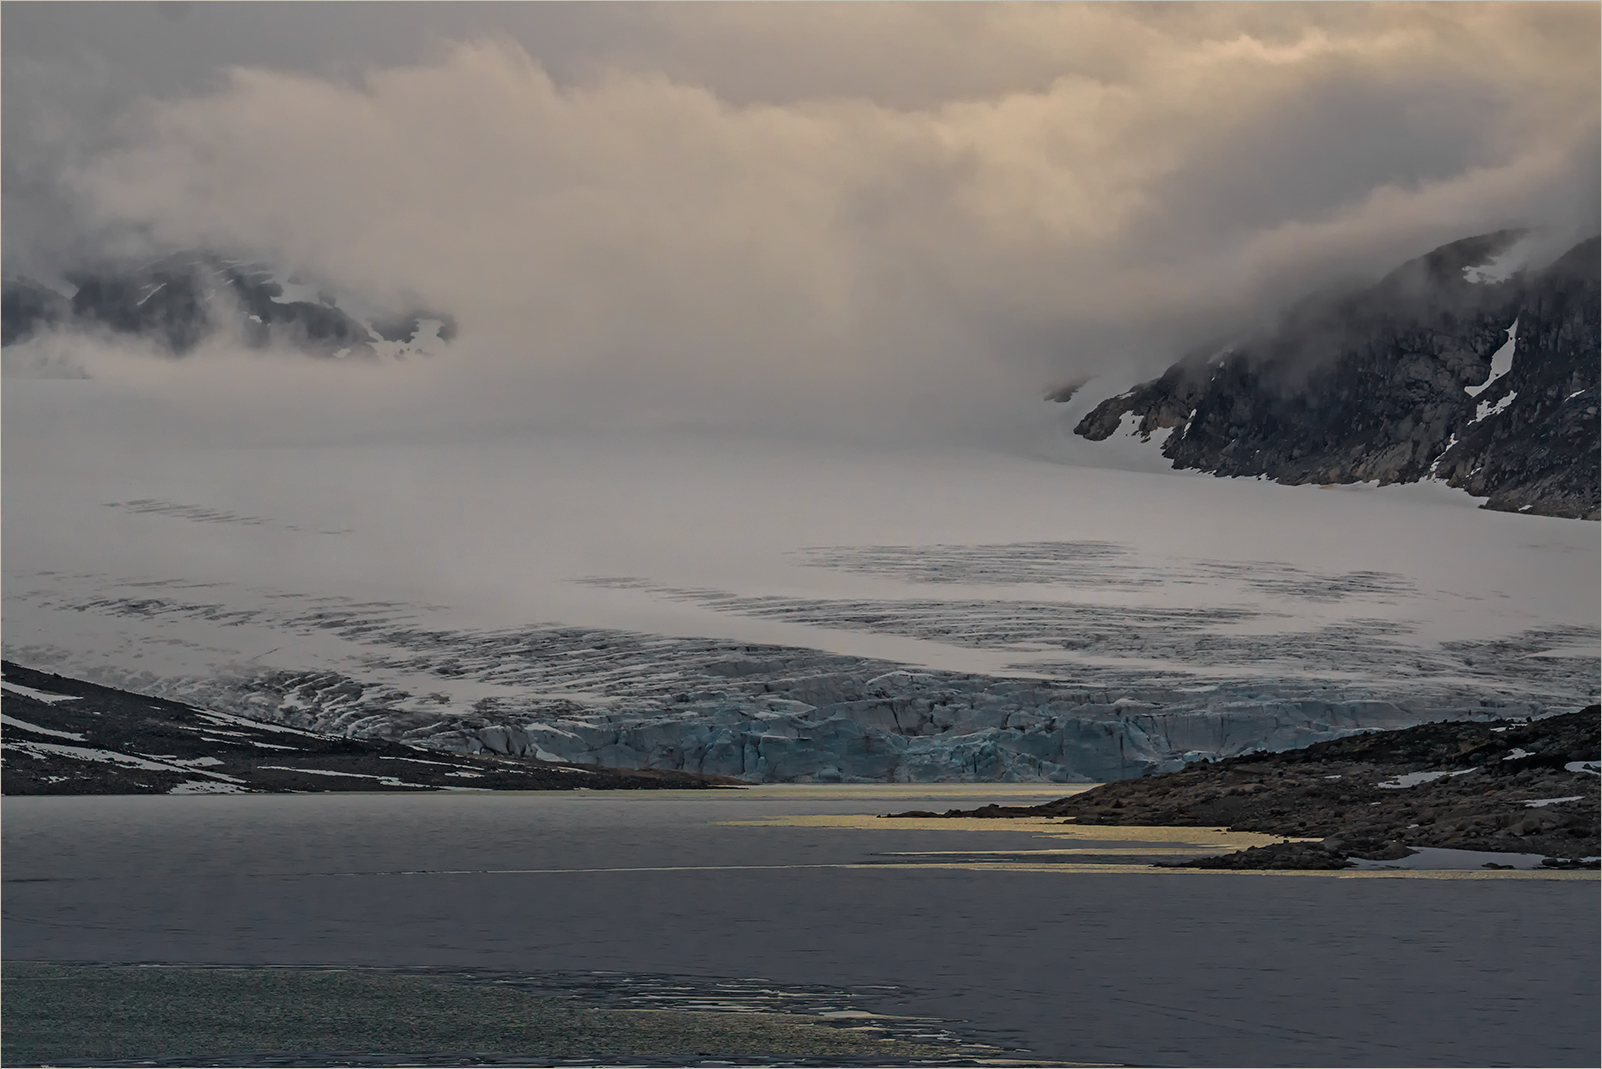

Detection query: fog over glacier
xmin=4 ymin=3 xmax=1598 ymax=780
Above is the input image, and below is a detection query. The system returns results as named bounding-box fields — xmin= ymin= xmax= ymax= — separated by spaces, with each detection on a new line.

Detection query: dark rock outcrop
xmin=1429 ymin=239 xmax=1600 ymax=517
xmin=1162 ymin=841 xmax=1354 ymax=870
xmin=64 ymin=253 xmax=375 ymax=355
xmin=915 ymin=705 xmax=1601 ymax=866
xmin=3 ymin=253 xmax=454 ymax=358
xmin=1074 ymin=232 xmax=1599 ymax=519
xmin=1 ymin=277 xmax=70 ymax=347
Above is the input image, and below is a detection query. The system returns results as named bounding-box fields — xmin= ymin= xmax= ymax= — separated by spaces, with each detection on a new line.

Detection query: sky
xmin=3 ymin=1 xmax=1599 ymax=444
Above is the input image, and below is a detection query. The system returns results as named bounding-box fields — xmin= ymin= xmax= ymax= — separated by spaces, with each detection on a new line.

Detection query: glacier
xmin=4 ymin=376 xmax=1597 ymax=782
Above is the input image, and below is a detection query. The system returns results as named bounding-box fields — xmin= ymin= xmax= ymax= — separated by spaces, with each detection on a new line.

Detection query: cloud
xmin=20 ymin=3 xmax=1601 ymax=443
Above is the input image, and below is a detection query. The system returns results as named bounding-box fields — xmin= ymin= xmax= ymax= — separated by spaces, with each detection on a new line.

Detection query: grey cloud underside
xmin=1075 ymin=233 xmax=1601 ymax=519
xmin=9 ymin=559 xmax=1594 ymax=784
xmin=5 ymin=4 xmax=1595 ymax=414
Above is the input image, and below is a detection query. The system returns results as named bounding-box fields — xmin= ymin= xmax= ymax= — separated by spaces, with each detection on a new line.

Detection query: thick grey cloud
xmin=4 ymin=2 xmax=1597 ymax=443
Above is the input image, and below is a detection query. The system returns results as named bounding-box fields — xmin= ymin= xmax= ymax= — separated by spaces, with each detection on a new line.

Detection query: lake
xmin=4 ymin=785 xmax=1597 ymax=1066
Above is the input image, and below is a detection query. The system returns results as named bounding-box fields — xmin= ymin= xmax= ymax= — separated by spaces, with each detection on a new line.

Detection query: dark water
xmin=4 ymin=788 xmax=1597 ymax=1067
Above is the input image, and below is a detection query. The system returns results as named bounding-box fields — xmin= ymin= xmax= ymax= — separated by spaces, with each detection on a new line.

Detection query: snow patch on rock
xmin=1465 ymin=320 xmax=1517 ymax=398
xmin=1472 ymin=391 xmax=1517 ymax=424
xmin=2 ymin=680 xmax=82 ymax=704
xmin=0 ymin=713 xmax=86 ymax=740
xmin=1376 ymin=768 xmax=1477 ymax=789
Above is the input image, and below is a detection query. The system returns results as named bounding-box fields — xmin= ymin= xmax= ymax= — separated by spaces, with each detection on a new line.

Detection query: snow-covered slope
xmin=5 ymin=378 xmax=1596 ymax=782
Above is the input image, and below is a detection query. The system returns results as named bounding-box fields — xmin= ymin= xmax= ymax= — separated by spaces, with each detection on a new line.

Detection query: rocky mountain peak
xmin=1073 ymin=232 xmax=1599 ymax=519
xmin=2 ymin=251 xmax=456 ymax=362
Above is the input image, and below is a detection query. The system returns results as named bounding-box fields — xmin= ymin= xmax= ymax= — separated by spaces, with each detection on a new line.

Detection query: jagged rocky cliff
xmin=1075 ymin=233 xmax=1599 ymax=519
xmin=2 ymin=252 xmax=454 ymax=359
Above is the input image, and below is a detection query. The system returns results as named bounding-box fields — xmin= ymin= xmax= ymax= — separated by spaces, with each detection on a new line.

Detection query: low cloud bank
xmin=8 ymin=4 xmax=1597 ymax=445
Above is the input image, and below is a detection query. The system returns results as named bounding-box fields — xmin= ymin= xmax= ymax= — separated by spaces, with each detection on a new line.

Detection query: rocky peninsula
xmin=893 ymin=706 xmax=1600 ymax=868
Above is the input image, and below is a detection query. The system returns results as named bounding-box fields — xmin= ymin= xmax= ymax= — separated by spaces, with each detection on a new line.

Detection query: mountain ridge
xmin=2 ymin=252 xmax=455 ymax=360
xmin=1072 ymin=232 xmax=1600 ymax=519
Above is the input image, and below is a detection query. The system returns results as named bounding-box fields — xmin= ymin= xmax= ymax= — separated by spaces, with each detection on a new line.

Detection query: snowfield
xmin=4 ymin=377 xmax=1597 ymax=781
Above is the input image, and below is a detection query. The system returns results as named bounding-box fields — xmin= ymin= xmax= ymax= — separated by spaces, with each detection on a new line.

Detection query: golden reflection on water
xmin=716 ymin=813 xmax=1598 ymax=881
xmin=719 ymin=813 xmax=1296 ymax=849
xmin=734 ymin=783 xmax=1098 ymax=802
xmin=844 ymin=862 xmax=1598 ymax=881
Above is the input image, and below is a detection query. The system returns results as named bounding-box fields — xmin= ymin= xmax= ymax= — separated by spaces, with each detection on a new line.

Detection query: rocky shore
xmin=895 ymin=706 xmax=1600 ymax=868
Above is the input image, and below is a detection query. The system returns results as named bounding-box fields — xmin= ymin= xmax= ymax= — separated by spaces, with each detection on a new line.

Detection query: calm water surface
xmin=5 ymin=786 xmax=1597 ymax=1067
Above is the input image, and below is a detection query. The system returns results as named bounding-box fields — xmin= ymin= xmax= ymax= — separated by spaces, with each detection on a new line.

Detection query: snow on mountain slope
xmin=4 ymin=379 xmax=1597 ymax=781
xmin=1073 ymin=234 xmax=1600 ymax=519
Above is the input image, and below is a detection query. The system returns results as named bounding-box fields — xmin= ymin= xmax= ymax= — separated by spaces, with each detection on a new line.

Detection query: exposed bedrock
xmin=2 ymin=251 xmax=455 ymax=359
xmin=1074 ymin=233 xmax=1600 ymax=519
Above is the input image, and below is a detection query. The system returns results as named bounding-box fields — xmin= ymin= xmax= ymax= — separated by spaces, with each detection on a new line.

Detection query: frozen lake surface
xmin=4 ymin=787 xmax=1597 ymax=1066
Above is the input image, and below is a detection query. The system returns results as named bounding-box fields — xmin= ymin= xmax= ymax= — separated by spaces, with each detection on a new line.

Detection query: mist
xmin=4 ymin=2 xmax=1598 ymax=447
